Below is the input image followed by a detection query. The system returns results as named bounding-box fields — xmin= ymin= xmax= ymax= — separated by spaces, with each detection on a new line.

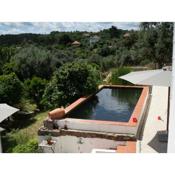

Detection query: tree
xmin=140 ymin=22 xmax=158 ymax=30
xmin=2 ymin=61 xmax=16 ymax=75
xmin=0 ymin=73 xmax=23 ymax=105
xmin=155 ymin=23 xmax=173 ymax=67
xmin=98 ymin=44 xmax=115 ymax=57
xmin=109 ymin=26 xmax=121 ymax=38
xmin=122 ymin=32 xmax=138 ymax=49
xmin=59 ymin=34 xmax=72 ymax=45
xmin=0 ymin=47 xmax=15 ymax=74
xmin=24 ymin=77 xmax=48 ymax=109
xmin=42 ymin=61 xmax=101 ymax=108
xmin=110 ymin=67 xmax=132 ymax=85
xmin=11 ymin=45 xmax=61 ymax=80
xmin=139 ymin=22 xmax=173 ymax=68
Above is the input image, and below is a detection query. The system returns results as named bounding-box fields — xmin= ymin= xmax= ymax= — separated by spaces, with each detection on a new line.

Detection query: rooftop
xmin=72 ymin=41 xmax=81 ymax=45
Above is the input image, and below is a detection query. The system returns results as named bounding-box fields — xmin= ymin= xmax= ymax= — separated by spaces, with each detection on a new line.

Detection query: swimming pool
xmin=66 ymin=87 xmax=142 ymax=122
xmin=55 ymin=85 xmax=149 ymax=135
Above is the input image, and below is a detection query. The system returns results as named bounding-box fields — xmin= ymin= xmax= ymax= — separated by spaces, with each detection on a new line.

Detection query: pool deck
xmin=137 ymin=86 xmax=168 ymax=153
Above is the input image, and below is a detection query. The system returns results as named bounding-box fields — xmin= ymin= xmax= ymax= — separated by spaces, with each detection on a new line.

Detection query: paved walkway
xmin=137 ymin=86 xmax=168 ymax=153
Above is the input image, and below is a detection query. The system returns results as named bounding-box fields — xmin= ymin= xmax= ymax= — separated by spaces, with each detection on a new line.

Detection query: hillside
xmin=0 ymin=23 xmax=173 ymax=109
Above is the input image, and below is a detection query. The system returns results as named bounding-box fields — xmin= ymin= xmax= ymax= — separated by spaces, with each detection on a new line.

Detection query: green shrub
xmin=2 ymin=61 xmax=16 ymax=75
xmin=2 ymin=130 xmax=36 ymax=153
xmin=0 ymin=73 xmax=23 ymax=105
xmin=24 ymin=77 xmax=48 ymax=109
xmin=42 ymin=60 xmax=101 ymax=108
xmin=12 ymin=139 xmax=38 ymax=153
xmin=110 ymin=67 xmax=132 ymax=85
xmin=10 ymin=129 xmax=29 ymax=144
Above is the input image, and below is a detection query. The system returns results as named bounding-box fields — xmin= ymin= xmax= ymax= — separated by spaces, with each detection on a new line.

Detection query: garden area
xmin=1 ymin=111 xmax=48 ymax=153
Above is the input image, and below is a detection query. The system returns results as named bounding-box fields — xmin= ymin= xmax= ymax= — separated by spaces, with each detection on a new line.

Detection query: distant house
xmin=89 ymin=35 xmax=100 ymax=45
xmin=71 ymin=41 xmax=81 ymax=46
xmin=83 ymin=33 xmax=90 ymax=37
xmin=123 ymin=33 xmax=130 ymax=38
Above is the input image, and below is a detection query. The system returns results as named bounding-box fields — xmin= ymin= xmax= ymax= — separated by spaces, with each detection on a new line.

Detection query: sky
xmin=0 ymin=22 xmax=139 ymax=35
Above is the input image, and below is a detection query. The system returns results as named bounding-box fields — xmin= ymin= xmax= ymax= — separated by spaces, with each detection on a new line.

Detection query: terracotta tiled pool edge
xmin=116 ymin=141 xmax=136 ymax=153
xmin=129 ymin=86 xmax=149 ymax=126
xmin=65 ymin=97 xmax=88 ymax=114
xmin=64 ymin=85 xmax=149 ymax=128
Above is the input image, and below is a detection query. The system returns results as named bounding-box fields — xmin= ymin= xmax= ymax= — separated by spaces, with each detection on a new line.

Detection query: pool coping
xmin=64 ymin=85 xmax=149 ymax=128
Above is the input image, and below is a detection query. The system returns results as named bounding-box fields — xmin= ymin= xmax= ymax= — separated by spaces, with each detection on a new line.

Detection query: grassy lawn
xmin=2 ymin=111 xmax=48 ymax=153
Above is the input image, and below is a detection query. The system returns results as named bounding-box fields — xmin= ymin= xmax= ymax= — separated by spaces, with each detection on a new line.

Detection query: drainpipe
xmin=168 ymin=23 xmax=175 ymax=152
xmin=0 ymin=132 xmax=2 ymax=153
xmin=167 ymin=86 xmax=170 ymax=131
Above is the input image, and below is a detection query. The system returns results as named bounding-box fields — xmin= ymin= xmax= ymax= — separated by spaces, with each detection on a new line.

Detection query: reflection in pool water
xmin=67 ymin=88 xmax=142 ymax=122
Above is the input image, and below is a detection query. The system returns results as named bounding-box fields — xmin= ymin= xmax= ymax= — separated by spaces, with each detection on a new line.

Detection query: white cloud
xmin=0 ymin=22 xmax=139 ymax=35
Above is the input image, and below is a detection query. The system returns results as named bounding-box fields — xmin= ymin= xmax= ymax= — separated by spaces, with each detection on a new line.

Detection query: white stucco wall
xmin=56 ymin=119 xmax=137 ymax=135
xmin=39 ymin=135 xmax=125 ymax=153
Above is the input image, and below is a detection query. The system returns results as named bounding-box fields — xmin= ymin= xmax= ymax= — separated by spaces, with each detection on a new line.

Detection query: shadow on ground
xmin=0 ymin=114 xmax=37 ymax=152
xmin=148 ymin=130 xmax=167 ymax=153
xmin=0 ymin=112 xmax=37 ymax=131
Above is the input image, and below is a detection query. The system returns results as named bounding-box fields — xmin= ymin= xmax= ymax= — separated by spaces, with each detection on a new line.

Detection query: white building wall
xmin=57 ymin=119 xmax=137 ymax=135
